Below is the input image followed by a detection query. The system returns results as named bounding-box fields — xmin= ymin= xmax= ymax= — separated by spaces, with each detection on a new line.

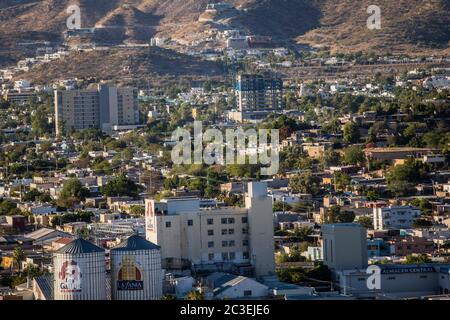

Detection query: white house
xmin=373 ymin=206 xmax=421 ymax=230
xmin=169 ymin=276 xmax=195 ymax=299
xmin=205 ymin=272 xmax=269 ymax=299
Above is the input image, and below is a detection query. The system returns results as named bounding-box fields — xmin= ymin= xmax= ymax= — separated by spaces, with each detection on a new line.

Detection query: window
xmin=222 ymin=241 xmax=228 ymax=247
xmin=208 ymin=241 xmax=214 ymax=248
xmin=208 ymin=253 xmax=214 ymax=261
xmin=229 ymin=252 xmax=235 ymax=260
xmin=242 ymin=217 xmax=248 ymax=223
xmin=207 ymin=230 xmax=214 ymax=236
xmin=244 ymin=290 xmax=252 ymax=297
xmin=228 ymin=229 xmax=235 ymax=235
xmin=242 ymin=228 xmax=248 ymax=234
xmin=228 ymin=218 xmax=235 ymax=224
xmin=228 ymin=240 xmax=235 ymax=247
xmin=165 ymin=221 xmax=171 ymax=228
xmin=187 ymin=220 xmax=193 ymax=226
xmin=243 ymin=252 xmax=249 ymax=259
xmin=207 ymin=218 xmax=214 ymax=225
xmin=221 ymin=218 xmax=227 ymax=224
xmin=243 ymin=240 xmax=249 ymax=246
xmin=221 ymin=229 xmax=228 ymax=235
xmin=222 ymin=253 xmax=229 ymax=261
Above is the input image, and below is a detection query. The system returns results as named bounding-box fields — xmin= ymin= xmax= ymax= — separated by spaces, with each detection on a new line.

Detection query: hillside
xmin=298 ymin=0 xmax=450 ymax=53
xmin=0 ymin=0 xmax=449 ymax=67
xmin=12 ymin=47 xmax=225 ymax=86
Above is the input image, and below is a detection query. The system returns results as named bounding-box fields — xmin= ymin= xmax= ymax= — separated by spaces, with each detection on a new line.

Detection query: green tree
xmin=23 ymin=264 xmax=44 ymax=279
xmin=410 ymin=198 xmax=432 ymax=216
xmin=273 ymin=201 xmax=292 ymax=212
xmin=343 ymin=146 xmax=365 ymax=165
xmin=356 ymin=216 xmax=373 ymax=229
xmin=324 ymin=206 xmax=355 ymax=224
xmin=343 ymin=122 xmax=360 ymax=143
xmin=289 ymin=172 xmax=321 ymax=195
xmin=23 ymin=189 xmax=43 ymax=202
xmin=186 ymin=290 xmax=204 ymax=300
xmin=58 ymin=178 xmax=90 ymax=208
xmin=31 ymin=109 xmax=51 ymax=137
xmin=129 ymin=206 xmax=145 ymax=216
xmin=366 ymin=189 xmax=379 ymax=201
xmin=404 ymin=254 xmax=431 ymax=264
xmin=412 ymin=219 xmax=433 ymax=228
xmin=13 ymin=247 xmax=26 ymax=273
xmin=333 ymin=171 xmax=351 ymax=192
xmin=386 ymin=160 xmax=423 ymax=196
xmin=292 ymin=226 xmax=314 ymax=242
xmin=100 ymin=174 xmax=143 ymax=198
xmin=320 ymin=150 xmax=341 ymax=168
xmin=0 ymin=199 xmax=22 ymax=216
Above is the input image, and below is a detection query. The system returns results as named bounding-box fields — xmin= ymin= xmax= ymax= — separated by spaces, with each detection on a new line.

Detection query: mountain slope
xmin=298 ymin=0 xmax=450 ymax=52
xmin=0 ymin=0 xmax=448 ymax=67
xmin=12 ymin=47 xmax=224 ymax=85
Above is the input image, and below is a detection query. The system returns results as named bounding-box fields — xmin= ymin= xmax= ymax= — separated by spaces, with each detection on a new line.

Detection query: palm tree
xmin=162 ymin=294 xmax=176 ymax=300
xmin=13 ymin=247 xmax=26 ymax=273
xmin=186 ymin=290 xmax=204 ymax=300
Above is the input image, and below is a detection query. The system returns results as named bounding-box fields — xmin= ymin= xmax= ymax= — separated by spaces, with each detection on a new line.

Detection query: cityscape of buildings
xmin=0 ymin=1 xmax=449 ymax=305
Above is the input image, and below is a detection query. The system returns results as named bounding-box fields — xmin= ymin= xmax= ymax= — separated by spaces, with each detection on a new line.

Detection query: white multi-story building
xmin=373 ymin=206 xmax=421 ymax=230
xmin=145 ymin=182 xmax=275 ymax=278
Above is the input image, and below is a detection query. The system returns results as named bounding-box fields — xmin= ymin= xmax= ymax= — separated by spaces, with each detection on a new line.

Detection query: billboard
xmin=117 ymin=255 xmax=144 ymax=291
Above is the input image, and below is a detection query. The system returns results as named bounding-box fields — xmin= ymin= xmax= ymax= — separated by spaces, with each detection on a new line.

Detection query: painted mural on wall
xmin=59 ymin=260 xmax=82 ymax=292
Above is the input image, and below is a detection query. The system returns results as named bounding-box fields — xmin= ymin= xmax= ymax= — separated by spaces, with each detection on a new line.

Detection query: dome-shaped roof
xmin=57 ymin=238 xmax=104 ymax=254
xmin=111 ymin=234 xmax=160 ymax=251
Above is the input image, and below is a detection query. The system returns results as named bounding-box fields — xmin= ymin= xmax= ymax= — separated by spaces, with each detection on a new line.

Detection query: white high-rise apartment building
xmin=145 ymin=182 xmax=275 ymax=278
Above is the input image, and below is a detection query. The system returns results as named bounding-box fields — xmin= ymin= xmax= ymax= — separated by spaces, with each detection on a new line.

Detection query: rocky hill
xmin=12 ymin=46 xmax=225 ymax=86
xmin=0 ymin=0 xmax=448 ymax=67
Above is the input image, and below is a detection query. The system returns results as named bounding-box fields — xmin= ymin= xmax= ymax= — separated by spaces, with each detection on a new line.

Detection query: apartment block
xmin=229 ymin=74 xmax=283 ymax=123
xmin=236 ymin=74 xmax=282 ymax=111
xmin=55 ymin=84 xmax=139 ymax=135
xmin=145 ymin=182 xmax=275 ymax=278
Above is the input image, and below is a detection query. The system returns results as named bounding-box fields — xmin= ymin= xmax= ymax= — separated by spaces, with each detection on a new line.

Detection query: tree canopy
xmin=100 ymin=174 xmax=143 ymax=198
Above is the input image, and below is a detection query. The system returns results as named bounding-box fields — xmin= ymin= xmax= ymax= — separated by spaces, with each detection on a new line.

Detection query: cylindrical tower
xmin=110 ymin=234 xmax=163 ymax=300
xmin=53 ymin=238 xmax=106 ymax=300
